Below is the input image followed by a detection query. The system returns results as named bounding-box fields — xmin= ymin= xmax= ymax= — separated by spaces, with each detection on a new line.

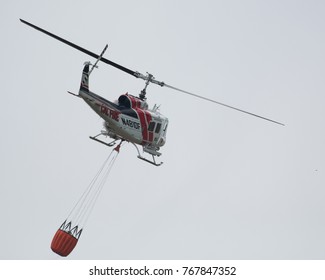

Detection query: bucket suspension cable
xmin=69 ymin=149 xmax=116 ymax=225
xmin=78 ymin=150 xmax=119 ymax=227
xmin=51 ymin=143 xmax=122 ymax=257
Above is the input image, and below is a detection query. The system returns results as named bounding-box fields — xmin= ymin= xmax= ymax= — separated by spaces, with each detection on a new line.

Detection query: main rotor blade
xmin=20 ymin=19 xmax=138 ymax=78
xmin=20 ymin=19 xmax=284 ymax=126
xmin=164 ymin=83 xmax=285 ymax=126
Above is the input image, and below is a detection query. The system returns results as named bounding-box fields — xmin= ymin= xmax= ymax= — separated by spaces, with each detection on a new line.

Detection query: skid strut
xmin=132 ymin=143 xmax=163 ymax=166
xmin=90 ymin=133 xmax=162 ymax=166
xmin=89 ymin=133 xmax=117 ymax=147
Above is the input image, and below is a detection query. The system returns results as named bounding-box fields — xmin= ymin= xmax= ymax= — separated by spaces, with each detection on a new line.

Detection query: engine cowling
xmin=118 ymin=93 xmax=148 ymax=110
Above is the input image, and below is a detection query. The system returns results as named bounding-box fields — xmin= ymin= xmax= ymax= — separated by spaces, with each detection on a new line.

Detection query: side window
xmin=155 ymin=123 xmax=162 ymax=133
xmin=148 ymin=121 xmax=156 ymax=132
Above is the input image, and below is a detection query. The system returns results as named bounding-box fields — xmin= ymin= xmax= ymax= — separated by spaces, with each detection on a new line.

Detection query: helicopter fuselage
xmin=79 ymin=63 xmax=168 ymax=157
xmin=20 ymin=18 xmax=284 ymax=166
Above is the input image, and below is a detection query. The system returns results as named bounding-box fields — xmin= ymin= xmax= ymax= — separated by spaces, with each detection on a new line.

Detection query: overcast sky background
xmin=1 ymin=0 xmax=325 ymax=260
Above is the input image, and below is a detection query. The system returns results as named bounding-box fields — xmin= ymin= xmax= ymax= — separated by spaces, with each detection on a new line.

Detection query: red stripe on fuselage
xmin=144 ymin=111 xmax=153 ymax=142
xmin=136 ymin=109 xmax=148 ymax=142
xmin=128 ymin=95 xmax=140 ymax=109
xmin=135 ymin=108 xmax=153 ymax=144
xmin=125 ymin=94 xmax=153 ymax=144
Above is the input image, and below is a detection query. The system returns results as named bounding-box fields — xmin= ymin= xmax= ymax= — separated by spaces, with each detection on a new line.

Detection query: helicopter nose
xmin=158 ymin=137 xmax=166 ymax=147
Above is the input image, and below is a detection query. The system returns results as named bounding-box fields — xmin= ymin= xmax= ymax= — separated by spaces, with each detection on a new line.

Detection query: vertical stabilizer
xmin=79 ymin=62 xmax=90 ymax=94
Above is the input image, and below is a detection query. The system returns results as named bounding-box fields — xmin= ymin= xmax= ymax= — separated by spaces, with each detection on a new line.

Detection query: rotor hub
xmin=139 ymin=72 xmax=154 ymax=100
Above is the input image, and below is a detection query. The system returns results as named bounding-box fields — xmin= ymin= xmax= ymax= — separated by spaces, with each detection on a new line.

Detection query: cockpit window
xmin=118 ymin=95 xmax=131 ymax=108
xmin=148 ymin=121 xmax=156 ymax=132
xmin=155 ymin=123 xmax=162 ymax=133
xmin=163 ymin=122 xmax=168 ymax=131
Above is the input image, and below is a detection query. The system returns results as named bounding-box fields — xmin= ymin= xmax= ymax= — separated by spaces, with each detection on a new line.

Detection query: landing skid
xmin=89 ymin=133 xmax=163 ymax=166
xmin=137 ymin=155 xmax=163 ymax=166
xmin=132 ymin=143 xmax=163 ymax=166
xmin=89 ymin=133 xmax=117 ymax=147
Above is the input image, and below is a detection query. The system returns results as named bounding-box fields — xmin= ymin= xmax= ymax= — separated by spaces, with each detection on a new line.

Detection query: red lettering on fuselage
xmin=100 ymin=104 xmax=119 ymax=121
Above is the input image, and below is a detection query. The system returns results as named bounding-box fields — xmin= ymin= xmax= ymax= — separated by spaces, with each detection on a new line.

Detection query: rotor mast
xmin=139 ymin=73 xmax=154 ymax=100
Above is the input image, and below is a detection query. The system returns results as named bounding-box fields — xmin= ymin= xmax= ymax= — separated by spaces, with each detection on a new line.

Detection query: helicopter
xmin=20 ymin=19 xmax=284 ymax=166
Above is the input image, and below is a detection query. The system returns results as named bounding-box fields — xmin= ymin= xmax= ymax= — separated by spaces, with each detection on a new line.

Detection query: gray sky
xmin=1 ymin=0 xmax=325 ymax=259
